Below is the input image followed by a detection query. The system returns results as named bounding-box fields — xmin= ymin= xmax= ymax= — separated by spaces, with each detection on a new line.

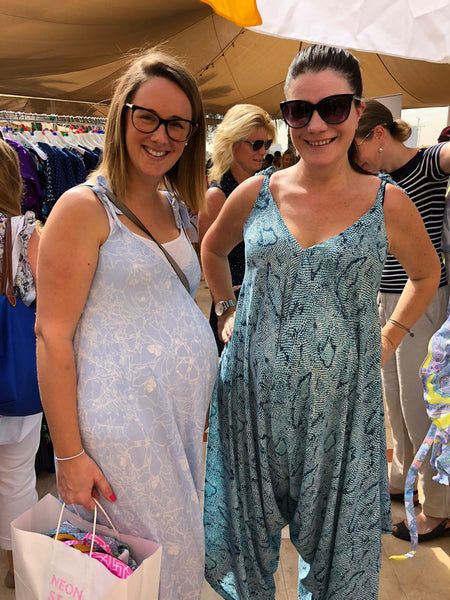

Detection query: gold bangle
xmin=388 ymin=318 xmax=414 ymax=337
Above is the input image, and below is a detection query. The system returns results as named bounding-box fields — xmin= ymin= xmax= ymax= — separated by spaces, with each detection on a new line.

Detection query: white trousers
xmin=378 ymin=286 xmax=450 ymax=518
xmin=0 ymin=415 xmax=42 ymax=550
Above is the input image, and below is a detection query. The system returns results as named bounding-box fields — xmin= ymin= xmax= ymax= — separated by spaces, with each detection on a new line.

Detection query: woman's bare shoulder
xmin=382 ymin=180 xmax=411 ymax=214
xmin=48 ymin=185 xmax=106 ymax=222
xmin=233 ymin=174 xmax=266 ymax=197
xmin=215 ymin=174 xmax=267 ymax=230
xmin=42 ymin=185 xmax=110 ymax=244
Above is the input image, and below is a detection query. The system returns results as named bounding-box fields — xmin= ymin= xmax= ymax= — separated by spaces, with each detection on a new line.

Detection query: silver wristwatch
xmin=214 ymin=299 xmax=237 ymax=316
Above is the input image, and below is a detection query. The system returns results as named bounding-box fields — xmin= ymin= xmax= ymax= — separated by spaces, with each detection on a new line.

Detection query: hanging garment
xmin=5 ymin=139 xmax=44 ymax=215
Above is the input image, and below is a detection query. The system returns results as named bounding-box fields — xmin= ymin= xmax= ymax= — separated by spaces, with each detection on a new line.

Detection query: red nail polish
xmin=109 ymin=494 xmax=117 ymax=502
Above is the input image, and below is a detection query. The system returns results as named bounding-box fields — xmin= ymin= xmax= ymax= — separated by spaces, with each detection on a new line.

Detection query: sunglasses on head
xmin=243 ymin=139 xmax=272 ymax=152
xmin=280 ymin=94 xmax=360 ymax=129
xmin=356 ymin=123 xmax=387 ymax=146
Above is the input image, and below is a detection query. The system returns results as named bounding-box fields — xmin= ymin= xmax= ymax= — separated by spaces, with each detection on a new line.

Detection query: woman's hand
xmin=218 ymin=310 xmax=236 ymax=344
xmin=381 ymin=334 xmax=396 ymax=367
xmin=56 ymin=452 xmax=116 ymax=510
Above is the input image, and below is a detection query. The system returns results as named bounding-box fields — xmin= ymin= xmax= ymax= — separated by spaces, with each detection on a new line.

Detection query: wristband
xmin=55 ymin=449 xmax=85 ymax=462
xmin=388 ymin=318 xmax=414 ymax=337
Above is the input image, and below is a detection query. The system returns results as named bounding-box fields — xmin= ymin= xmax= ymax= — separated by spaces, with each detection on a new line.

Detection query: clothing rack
xmin=0 ymin=111 xmax=106 ymax=127
xmin=1 ymin=110 xmax=105 ymax=220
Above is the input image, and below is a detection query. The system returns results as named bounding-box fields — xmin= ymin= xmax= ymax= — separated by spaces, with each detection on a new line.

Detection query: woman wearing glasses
xmin=36 ymin=48 xmax=217 ymax=599
xmin=355 ymin=99 xmax=450 ymax=543
xmin=202 ymin=45 xmax=440 ymax=600
xmin=198 ymin=104 xmax=275 ymax=354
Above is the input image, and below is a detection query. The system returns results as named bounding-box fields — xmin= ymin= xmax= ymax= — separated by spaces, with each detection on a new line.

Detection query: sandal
xmin=4 ymin=570 xmax=14 ymax=589
xmin=393 ymin=518 xmax=450 ymax=542
xmin=389 ymin=490 xmax=419 ymax=507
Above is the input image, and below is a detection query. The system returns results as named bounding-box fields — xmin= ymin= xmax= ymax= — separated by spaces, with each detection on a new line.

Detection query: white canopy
xmin=231 ymin=0 xmax=449 ymax=63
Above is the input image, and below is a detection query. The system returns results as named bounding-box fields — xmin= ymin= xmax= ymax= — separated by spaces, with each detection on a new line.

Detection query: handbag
xmin=12 ymin=493 xmax=162 ymax=600
xmin=0 ymin=216 xmax=42 ymax=416
xmin=94 ymin=184 xmax=190 ymax=293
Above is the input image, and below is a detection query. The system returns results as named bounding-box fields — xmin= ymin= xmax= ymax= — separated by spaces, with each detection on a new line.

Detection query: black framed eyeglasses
xmin=125 ymin=103 xmax=196 ymax=142
xmin=280 ymin=94 xmax=360 ymax=129
xmin=243 ymin=139 xmax=272 ymax=152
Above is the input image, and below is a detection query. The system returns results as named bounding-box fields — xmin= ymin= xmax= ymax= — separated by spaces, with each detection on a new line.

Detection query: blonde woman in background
xmin=0 ymin=139 xmax=41 ymax=590
xmin=198 ymin=104 xmax=276 ymax=353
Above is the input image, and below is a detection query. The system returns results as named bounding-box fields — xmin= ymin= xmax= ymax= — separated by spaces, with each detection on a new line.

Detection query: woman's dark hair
xmin=438 ymin=126 xmax=450 ymax=143
xmin=284 ymin=44 xmax=366 ymax=174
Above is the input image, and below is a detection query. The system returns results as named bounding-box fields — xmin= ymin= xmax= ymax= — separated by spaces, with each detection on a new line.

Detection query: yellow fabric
xmin=200 ymin=0 xmax=262 ymax=27
xmin=390 ymin=551 xmax=416 ymax=561
xmin=423 ymin=351 xmax=440 ymax=404
xmin=435 ymin=413 xmax=450 ymax=430
xmin=422 ymin=351 xmax=450 ymax=430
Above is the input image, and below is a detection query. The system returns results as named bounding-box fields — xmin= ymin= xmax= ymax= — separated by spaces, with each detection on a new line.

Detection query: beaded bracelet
xmin=55 ymin=449 xmax=85 ymax=462
xmin=388 ymin=318 xmax=414 ymax=337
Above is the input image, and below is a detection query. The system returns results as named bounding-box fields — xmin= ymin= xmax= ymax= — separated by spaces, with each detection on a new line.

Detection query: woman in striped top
xmin=355 ymin=99 xmax=450 ymax=543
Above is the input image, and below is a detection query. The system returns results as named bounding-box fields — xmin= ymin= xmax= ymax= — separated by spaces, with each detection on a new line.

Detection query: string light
xmin=198 ymin=29 xmax=245 ymax=78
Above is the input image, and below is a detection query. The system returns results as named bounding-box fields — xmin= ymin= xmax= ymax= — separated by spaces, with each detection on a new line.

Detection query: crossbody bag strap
xmin=98 ymin=185 xmax=190 ymax=293
xmin=0 ymin=218 xmax=16 ymax=306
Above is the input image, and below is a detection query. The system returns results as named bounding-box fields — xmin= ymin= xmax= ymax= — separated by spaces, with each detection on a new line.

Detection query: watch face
xmin=215 ymin=299 xmax=236 ymax=316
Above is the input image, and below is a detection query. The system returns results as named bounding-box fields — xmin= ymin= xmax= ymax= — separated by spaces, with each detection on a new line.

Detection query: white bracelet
xmin=55 ymin=449 xmax=85 ymax=462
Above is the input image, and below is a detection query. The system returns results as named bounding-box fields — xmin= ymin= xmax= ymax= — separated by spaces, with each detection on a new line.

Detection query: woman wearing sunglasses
xmin=202 ymin=44 xmax=440 ymax=600
xmin=355 ymin=99 xmax=450 ymax=544
xmin=35 ymin=48 xmax=217 ymax=599
xmin=198 ymin=103 xmax=275 ymax=354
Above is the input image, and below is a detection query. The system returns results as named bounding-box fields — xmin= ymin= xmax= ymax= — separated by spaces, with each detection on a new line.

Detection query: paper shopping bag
xmin=11 ymin=493 xmax=162 ymax=600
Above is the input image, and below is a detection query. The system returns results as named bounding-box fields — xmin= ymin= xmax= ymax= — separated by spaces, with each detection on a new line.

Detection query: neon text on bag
xmin=48 ymin=575 xmax=84 ymax=599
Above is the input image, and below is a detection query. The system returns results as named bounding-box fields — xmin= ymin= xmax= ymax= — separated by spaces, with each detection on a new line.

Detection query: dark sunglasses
xmin=280 ymin=94 xmax=360 ymax=129
xmin=243 ymin=139 xmax=272 ymax=152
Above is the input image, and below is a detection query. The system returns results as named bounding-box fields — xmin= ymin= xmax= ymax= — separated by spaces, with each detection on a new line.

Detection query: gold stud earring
xmin=378 ymin=147 xmax=384 ymax=153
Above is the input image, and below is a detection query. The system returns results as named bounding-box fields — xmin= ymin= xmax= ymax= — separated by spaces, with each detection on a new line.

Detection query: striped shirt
xmin=380 ymin=144 xmax=448 ymax=293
